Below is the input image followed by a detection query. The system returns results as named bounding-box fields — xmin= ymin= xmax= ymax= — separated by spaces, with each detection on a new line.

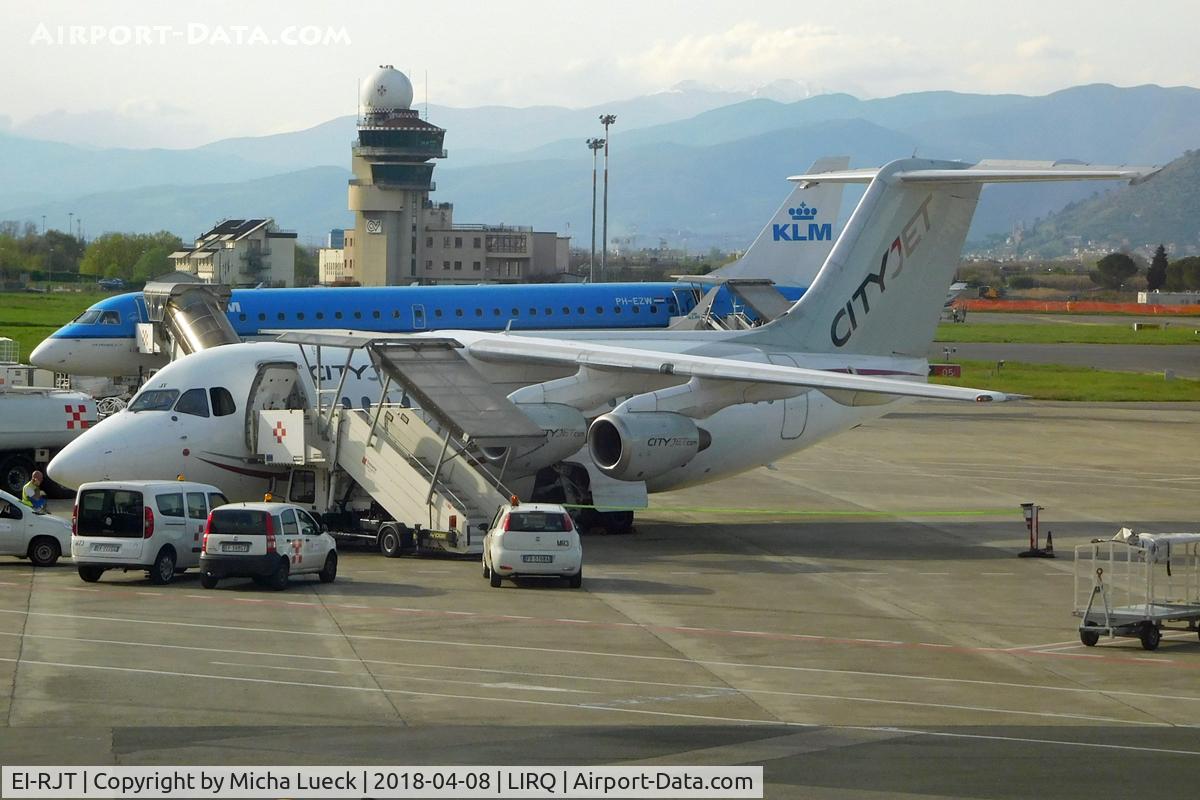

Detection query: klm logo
xmin=772 ymin=204 xmax=832 ymax=243
xmin=830 ymin=195 xmax=933 ymax=348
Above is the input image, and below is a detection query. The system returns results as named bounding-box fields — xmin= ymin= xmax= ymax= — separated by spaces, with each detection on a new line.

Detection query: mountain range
xmin=2 ymin=82 xmax=1198 ymax=252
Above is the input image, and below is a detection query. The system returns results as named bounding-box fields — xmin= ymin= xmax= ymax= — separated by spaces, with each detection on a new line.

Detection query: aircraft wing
xmin=464 ymin=333 xmax=1017 ymax=403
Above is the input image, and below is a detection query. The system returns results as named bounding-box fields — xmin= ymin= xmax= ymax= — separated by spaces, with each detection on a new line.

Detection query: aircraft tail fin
xmin=709 ymin=156 xmax=849 ymax=286
xmin=735 ymin=158 xmax=1158 ymax=357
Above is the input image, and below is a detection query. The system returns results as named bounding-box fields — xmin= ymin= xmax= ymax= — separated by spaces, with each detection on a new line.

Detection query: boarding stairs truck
xmin=0 ymin=338 xmax=98 ymax=496
xmin=247 ymin=333 xmax=550 ymax=557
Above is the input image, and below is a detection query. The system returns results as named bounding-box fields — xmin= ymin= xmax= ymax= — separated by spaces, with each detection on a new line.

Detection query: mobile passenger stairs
xmin=668 ymin=277 xmax=795 ymax=331
xmin=252 ymin=331 xmax=548 ymax=557
xmin=1074 ymin=528 xmax=1200 ymax=650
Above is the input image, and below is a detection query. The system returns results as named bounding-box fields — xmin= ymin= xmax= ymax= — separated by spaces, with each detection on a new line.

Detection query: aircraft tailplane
xmin=735 ymin=158 xmax=1157 ymax=357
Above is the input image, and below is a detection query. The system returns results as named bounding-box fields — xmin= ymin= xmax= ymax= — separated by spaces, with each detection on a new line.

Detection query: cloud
xmin=1016 ymin=37 xmax=1074 ymax=61
xmin=12 ymin=100 xmax=217 ymax=149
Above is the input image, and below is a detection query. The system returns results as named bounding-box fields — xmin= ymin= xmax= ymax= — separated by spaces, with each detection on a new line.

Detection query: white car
xmin=0 ymin=489 xmax=71 ymax=566
xmin=200 ymin=502 xmax=337 ymax=590
xmin=483 ymin=502 xmax=583 ymax=588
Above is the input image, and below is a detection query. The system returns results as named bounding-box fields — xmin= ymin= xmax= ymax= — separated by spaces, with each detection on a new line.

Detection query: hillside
xmin=1020 ymin=149 xmax=1200 ymax=255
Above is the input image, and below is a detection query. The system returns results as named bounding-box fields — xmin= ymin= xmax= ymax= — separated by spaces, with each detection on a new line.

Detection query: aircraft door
xmin=244 ymin=362 xmax=310 ymax=451
xmin=412 ymin=304 xmax=426 ymax=330
xmin=767 ymin=355 xmax=808 ymax=440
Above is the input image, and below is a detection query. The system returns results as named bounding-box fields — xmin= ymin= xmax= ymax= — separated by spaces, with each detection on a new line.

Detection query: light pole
xmin=599 ymin=113 xmax=616 ymax=282
xmin=586 ymin=137 xmax=604 ymax=283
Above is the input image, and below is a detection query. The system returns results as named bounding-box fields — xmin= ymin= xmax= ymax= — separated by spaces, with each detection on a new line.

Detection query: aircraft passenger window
xmin=297 ymin=312 xmax=305 ymax=321
xmin=493 ymin=308 xmax=501 ymax=316
xmin=392 ymin=310 xmax=400 ymax=318
xmin=258 ymin=313 xmax=266 ymax=321
xmin=455 ymin=308 xmax=464 ymax=317
xmin=577 ymin=306 xmax=585 ymax=315
xmin=511 ymin=308 xmax=519 ymax=316
xmin=316 ymin=312 xmax=324 ymax=320
xmin=361 ymin=396 xmax=371 ymax=410
xmin=529 ymin=308 xmax=537 ymax=316
xmin=545 ymin=308 xmax=552 ymax=316
xmin=186 ymin=492 xmax=208 ymax=520
xmin=353 ymin=311 xmax=362 ymax=319
xmin=335 ymin=311 xmax=343 ymax=319
xmin=73 ymin=310 xmax=102 ymax=324
xmin=238 ymin=313 xmax=247 ymax=322
xmin=100 ymin=311 xmax=121 ymax=325
xmin=475 ymin=308 xmax=483 ymax=317
xmin=595 ymin=306 xmax=603 ymax=314
xmin=650 ymin=305 xmax=658 ymax=313
xmin=434 ymin=309 xmax=444 ymax=318
xmin=632 ymin=305 xmax=640 ymax=314
xmin=562 ymin=307 xmax=570 ymax=315
xmin=174 ymin=388 xmax=210 ymax=418
xmin=277 ymin=312 xmax=285 ymax=321
xmin=340 ymin=397 xmax=351 ymax=409
xmin=129 ymin=389 xmax=179 ymax=412
xmin=613 ymin=306 xmax=622 ymax=314
xmin=210 ymin=387 xmax=236 ymax=416
xmin=372 ymin=310 xmax=381 ymax=319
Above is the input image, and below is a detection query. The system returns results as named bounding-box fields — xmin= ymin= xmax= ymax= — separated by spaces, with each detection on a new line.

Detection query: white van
xmin=72 ymin=480 xmax=228 ymax=584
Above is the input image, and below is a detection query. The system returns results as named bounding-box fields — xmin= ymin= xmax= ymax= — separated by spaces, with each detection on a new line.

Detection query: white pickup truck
xmin=0 ymin=489 xmax=72 ymax=566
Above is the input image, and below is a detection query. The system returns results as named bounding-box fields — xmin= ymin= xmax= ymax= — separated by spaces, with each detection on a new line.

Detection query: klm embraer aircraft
xmin=31 ymin=160 xmax=848 ymax=377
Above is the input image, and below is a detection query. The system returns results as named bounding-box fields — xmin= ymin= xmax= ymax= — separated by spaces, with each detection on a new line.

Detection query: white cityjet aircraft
xmin=49 ymin=158 xmax=1154 ymax=504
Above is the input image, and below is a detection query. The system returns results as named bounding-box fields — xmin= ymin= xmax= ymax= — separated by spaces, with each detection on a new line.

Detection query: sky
xmin=2 ymin=0 xmax=1199 ymax=149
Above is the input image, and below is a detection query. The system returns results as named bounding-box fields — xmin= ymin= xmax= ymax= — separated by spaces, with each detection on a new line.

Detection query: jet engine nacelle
xmin=480 ymin=403 xmax=588 ymax=475
xmin=587 ymin=411 xmax=710 ymax=481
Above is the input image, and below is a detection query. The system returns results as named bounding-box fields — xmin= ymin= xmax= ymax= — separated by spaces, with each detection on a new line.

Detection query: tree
xmin=293 ymin=244 xmax=317 ymax=287
xmin=1146 ymin=245 xmax=1169 ymax=291
xmin=1089 ymin=252 xmax=1138 ymax=290
xmin=80 ymin=231 xmax=183 ymax=282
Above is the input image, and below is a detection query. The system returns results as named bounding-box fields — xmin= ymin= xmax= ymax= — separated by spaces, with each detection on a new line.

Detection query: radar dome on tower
xmin=360 ymin=65 xmax=414 ymax=114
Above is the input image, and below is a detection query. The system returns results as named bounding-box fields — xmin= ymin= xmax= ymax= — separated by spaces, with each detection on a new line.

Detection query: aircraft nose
xmin=29 ymin=337 xmax=68 ymax=370
xmin=47 ymin=420 xmax=127 ymax=490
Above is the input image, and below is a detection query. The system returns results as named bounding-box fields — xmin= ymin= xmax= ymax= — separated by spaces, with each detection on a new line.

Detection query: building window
xmin=454 ymin=237 xmax=462 ymax=248
xmin=425 ymin=236 xmax=432 ymax=247
xmin=454 ymin=261 xmax=462 ymax=270
xmin=473 ymin=261 xmax=481 ymax=271
xmin=443 ymin=260 xmax=450 ymax=270
xmin=473 ymin=237 xmax=481 ymax=248
xmin=443 ymin=236 xmax=451 ymax=247
xmin=425 ymin=260 xmax=433 ymax=269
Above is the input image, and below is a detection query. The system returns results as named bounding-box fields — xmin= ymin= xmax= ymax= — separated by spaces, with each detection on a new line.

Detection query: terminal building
xmin=169 ymin=218 xmax=297 ymax=287
xmin=345 ymin=65 xmax=569 ymax=286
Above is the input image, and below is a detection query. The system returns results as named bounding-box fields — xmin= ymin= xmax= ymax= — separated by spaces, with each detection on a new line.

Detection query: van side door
xmin=184 ymin=492 xmax=209 ymax=567
xmin=155 ymin=492 xmax=187 ymax=559
xmin=297 ymin=510 xmax=324 ymax=569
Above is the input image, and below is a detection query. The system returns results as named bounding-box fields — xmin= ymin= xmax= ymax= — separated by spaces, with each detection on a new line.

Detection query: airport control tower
xmin=349 ymin=65 xmax=447 ymax=285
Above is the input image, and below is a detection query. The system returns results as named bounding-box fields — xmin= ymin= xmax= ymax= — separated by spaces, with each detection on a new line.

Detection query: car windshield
xmin=128 ymin=389 xmax=180 ymax=412
xmin=507 ymin=511 xmax=571 ymax=532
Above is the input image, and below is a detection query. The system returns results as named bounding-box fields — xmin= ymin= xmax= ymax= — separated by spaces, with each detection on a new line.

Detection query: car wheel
xmin=148 ymin=548 xmax=176 ymax=585
xmin=0 ymin=455 xmax=34 ymax=497
xmin=200 ymin=573 xmax=219 ymax=590
xmin=378 ymin=525 xmax=402 ymax=558
xmin=27 ymin=537 xmax=61 ymax=567
xmin=269 ymin=558 xmax=290 ymax=591
xmin=568 ymin=567 xmax=583 ymax=589
xmin=78 ymin=565 xmax=103 ymax=583
xmin=489 ymin=568 xmax=502 ymax=588
xmin=319 ymin=552 xmax=338 ymax=583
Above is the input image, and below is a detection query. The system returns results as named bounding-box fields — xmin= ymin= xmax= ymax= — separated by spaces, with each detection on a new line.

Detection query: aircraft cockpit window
xmin=99 ymin=311 xmax=121 ymax=325
xmin=129 ymin=389 xmax=179 ymax=412
xmin=73 ymin=309 xmax=102 ymax=324
xmin=174 ymin=388 xmax=210 ymax=418
xmin=210 ymin=387 xmax=236 ymax=417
